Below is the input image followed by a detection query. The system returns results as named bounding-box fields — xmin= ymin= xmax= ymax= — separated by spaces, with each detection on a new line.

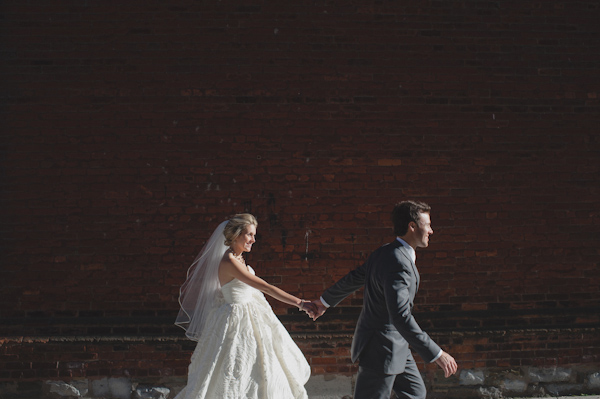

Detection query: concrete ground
xmin=304 ymin=375 xmax=600 ymax=399
xmin=305 ymin=375 xmax=353 ymax=399
xmin=509 ymin=397 xmax=600 ymax=399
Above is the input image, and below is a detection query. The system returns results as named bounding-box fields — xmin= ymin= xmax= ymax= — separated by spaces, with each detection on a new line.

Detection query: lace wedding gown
xmin=175 ymin=266 xmax=310 ymax=399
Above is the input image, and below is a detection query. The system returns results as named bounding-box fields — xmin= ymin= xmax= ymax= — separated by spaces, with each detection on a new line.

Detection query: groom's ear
xmin=408 ymin=221 xmax=417 ymax=232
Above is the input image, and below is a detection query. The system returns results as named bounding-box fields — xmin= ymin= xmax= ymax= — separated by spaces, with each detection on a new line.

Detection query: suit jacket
xmin=322 ymin=239 xmax=441 ymax=374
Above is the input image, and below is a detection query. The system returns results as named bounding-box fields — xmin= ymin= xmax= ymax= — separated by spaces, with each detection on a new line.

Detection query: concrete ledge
xmin=509 ymin=397 xmax=600 ymax=399
xmin=305 ymin=375 xmax=353 ymax=399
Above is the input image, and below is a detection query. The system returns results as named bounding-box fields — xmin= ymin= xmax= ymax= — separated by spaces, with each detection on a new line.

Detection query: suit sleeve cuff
xmin=319 ymin=296 xmax=331 ymax=308
xmin=430 ymin=349 xmax=443 ymax=363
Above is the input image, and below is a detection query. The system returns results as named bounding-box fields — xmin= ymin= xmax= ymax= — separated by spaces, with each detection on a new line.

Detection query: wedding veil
xmin=175 ymin=220 xmax=229 ymax=340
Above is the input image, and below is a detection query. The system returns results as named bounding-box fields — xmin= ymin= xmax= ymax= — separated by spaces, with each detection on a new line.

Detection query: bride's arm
xmin=220 ymin=253 xmax=310 ymax=310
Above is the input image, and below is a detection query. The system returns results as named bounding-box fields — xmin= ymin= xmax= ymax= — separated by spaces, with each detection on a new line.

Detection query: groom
xmin=312 ymin=200 xmax=457 ymax=399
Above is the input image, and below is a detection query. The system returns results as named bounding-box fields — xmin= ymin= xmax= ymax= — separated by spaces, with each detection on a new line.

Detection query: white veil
xmin=175 ymin=220 xmax=229 ymax=341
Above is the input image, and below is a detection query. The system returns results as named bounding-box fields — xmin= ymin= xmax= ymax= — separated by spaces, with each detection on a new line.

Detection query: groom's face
xmin=413 ymin=212 xmax=433 ymax=248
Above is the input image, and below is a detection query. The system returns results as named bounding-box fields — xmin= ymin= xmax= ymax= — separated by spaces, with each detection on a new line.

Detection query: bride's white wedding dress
xmin=175 ymin=266 xmax=310 ymax=399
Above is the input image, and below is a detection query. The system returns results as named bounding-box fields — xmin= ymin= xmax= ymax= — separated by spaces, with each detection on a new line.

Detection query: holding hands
xmin=298 ymin=300 xmax=318 ymax=319
xmin=310 ymin=299 xmax=327 ymax=320
xmin=298 ymin=298 xmax=327 ymax=321
xmin=298 ymin=298 xmax=328 ymax=320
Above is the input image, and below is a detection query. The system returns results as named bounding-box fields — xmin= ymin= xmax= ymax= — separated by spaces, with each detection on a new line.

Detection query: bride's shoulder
xmin=220 ymin=252 xmax=236 ymax=267
xmin=220 ymin=252 xmax=247 ymax=271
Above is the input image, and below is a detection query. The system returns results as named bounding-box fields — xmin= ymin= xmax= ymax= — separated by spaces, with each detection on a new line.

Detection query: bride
xmin=175 ymin=214 xmax=315 ymax=399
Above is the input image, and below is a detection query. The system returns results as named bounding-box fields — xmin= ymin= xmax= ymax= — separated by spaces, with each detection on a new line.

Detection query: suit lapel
xmin=413 ymin=260 xmax=420 ymax=291
xmin=395 ymin=241 xmax=420 ymax=292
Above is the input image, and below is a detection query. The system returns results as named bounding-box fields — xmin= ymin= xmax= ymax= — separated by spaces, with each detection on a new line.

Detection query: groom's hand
xmin=435 ymin=351 xmax=458 ymax=378
xmin=301 ymin=301 xmax=317 ymax=319
xmin=310 ymin=299 xmax=327 ymax=321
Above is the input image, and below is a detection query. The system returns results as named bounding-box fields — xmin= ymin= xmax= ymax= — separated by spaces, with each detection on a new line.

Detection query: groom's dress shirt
xmin=321 ymin=237 xmax=442 ymax=363
xmin=396 ymin=237 xmax=415 ymax=262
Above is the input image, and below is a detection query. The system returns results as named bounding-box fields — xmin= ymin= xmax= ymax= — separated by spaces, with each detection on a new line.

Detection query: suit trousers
xmin=354 ymin=353 xmax=426 ymax=399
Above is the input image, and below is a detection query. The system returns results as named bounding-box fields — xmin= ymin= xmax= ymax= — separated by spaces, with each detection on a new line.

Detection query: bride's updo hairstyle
xmin=223 ymin=213 xmax=258 ymax=246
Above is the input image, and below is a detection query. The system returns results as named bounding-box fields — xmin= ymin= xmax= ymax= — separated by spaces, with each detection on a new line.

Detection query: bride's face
xmin=233 ymin=224 xmax=256 ymax=254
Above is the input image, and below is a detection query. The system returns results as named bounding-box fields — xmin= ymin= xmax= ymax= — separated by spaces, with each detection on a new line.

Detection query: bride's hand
xmin=299 ymin=300 xmax=317 ymax=318
xmin=308 ymin=299 xmax=327 ymax=321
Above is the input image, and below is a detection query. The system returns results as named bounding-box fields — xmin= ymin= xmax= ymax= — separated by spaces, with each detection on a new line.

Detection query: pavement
xmin=304 ymin=374 xmax=600 ymax=399
xmin=509 ymin=397 xmax=600 ymax=399
xmin=508 ymin=397 xmax=600 ymax=399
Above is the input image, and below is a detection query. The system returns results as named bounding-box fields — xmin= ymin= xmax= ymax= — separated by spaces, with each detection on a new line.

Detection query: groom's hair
xmin=392 ymin=200 xmax=431 ymax=236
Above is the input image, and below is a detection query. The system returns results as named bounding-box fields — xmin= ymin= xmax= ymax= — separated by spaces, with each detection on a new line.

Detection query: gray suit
xmin=322 ymin=239 xmax=440 ymax=399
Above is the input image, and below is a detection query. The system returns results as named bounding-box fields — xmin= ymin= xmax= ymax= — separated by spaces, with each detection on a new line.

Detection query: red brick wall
xmin=1 ymin=0 xmax=599 ymax=390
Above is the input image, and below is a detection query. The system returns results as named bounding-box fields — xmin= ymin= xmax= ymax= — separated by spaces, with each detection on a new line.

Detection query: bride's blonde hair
xmin=223 ymin=213 xmax=258 ymax=246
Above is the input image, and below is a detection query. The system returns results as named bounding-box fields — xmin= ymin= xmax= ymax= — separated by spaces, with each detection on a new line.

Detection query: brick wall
xmin=1 ymin=0 xmax=599 ymax=396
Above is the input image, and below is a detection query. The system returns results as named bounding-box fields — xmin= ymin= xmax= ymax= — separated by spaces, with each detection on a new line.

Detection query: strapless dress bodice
xmin=221 ymin=265 xmax=257 ymax=304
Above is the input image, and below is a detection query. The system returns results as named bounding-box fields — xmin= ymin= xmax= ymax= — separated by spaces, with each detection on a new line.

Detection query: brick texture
xmin=1 ymin=0 xmax=599 ymax=392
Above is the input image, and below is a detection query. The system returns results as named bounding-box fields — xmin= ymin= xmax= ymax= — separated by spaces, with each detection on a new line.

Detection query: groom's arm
xmin=320 ymin=261 xmax=367 ymax=308
xmin=384 ymin=264 xmax=441 ymax=363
